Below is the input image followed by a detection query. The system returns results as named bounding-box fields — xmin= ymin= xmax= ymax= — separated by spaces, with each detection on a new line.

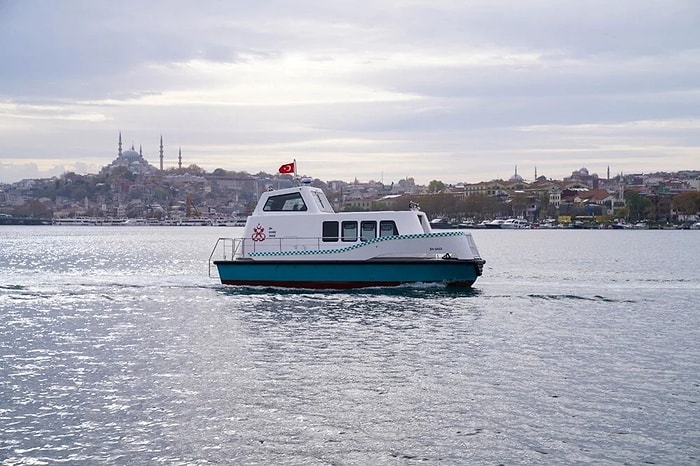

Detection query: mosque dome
xmin=122 ymin=149 xmax=141 ymax=161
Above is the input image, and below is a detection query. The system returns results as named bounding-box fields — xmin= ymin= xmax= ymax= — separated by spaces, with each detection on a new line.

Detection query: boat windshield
xmin=263 ymin=192 xmax=307 ymax=212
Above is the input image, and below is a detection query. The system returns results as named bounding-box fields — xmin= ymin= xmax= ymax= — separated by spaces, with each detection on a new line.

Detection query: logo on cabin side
xmin=252 ymin=224 xmax=266 ymax=242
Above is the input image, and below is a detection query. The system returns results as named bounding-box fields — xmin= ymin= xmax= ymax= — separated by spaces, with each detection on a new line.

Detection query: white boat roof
xmin=252 ymin=184 xmax=336 ymax=215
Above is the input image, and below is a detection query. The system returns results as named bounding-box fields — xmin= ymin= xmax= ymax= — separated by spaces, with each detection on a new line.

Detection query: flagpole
xmin=293 ymin=158 xmax=297 ymax=177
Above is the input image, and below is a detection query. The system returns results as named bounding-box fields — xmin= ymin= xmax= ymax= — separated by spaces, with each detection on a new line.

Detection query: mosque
xmin=104 ymin=132 xmax=183 ymax=175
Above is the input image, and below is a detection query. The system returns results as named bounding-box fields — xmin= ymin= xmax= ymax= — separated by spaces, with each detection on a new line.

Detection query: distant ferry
xmin=209 ymin=177 xmax=485 ymax=289
xmin=53 ymin=217 xmax=127 ymax=226
xmin=213 ymin=217 xmax=248 ymax=227
xmin=51 ymin=216 xmax=234 ymax=226
xmin=178 ymin=218 xmax=211 ymax=226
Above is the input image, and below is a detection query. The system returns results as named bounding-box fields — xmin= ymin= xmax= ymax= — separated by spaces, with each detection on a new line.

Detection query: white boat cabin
xmin=246 ymin=185 xmax=432 ymax=243
xmin=215 ymin=182 xmax=482 ymax=263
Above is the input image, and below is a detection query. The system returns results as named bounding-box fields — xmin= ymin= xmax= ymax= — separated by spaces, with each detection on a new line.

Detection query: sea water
xmin=0 ymin=226 xmax=698 ymax=465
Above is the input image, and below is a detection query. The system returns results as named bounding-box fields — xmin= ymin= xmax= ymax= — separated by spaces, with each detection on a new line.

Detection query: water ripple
xmin=0 ymin=227 xmax=698 ymax=464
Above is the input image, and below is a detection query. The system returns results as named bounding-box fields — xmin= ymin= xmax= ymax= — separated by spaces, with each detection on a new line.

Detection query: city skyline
xmin=1 ymin=1 xmax=699 ymax=184
xmin=0 ymin=131 xmax=698 ymax=185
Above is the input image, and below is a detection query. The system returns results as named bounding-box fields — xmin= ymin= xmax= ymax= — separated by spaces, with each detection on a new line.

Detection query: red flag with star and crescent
xmin=278 ymin=162 xmax=295 ymax=174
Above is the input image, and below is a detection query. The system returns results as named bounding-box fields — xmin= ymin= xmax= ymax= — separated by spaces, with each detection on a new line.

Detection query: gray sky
xmin=1 ymin=0 xmax=698 ymax=184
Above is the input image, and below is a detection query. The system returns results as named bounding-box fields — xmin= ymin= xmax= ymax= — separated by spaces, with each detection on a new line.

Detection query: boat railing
xmin=208 ymin=237 xmax=242 ymax=278
xmin=243 ymin=236 xmax=325 ymax=253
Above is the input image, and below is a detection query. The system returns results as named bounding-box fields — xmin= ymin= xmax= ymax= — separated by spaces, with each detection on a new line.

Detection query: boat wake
xmin=526 ymin=293 xmax=633 ymax=303
xmin=215 ymin=282 xmax=483 ymax=298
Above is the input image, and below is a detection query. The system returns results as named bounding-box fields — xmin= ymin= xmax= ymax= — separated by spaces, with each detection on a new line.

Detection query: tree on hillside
xmin=111 ymin=166 xmax=137 ymax=181
xmin=458 ymin=194 xmax=500 ymax=220
xmin=428 ymin=180 xmax=446 ymax=193
xmin=672 ymin=191 xmax=700 ymax=216
xmin=186 ymin=164 xmax=204 ymax=175
xmin=614 ymin=206 xmax=629 ymax=220
xmin=624 ymin=190 xmax=651 ymax=222
xmin=408 ymin=193 xmax=456 ymax=219
xmin=13 ymin=199 xmax=52 ymax=218
xmin=648 ymin=195 xmax=672 ymax=222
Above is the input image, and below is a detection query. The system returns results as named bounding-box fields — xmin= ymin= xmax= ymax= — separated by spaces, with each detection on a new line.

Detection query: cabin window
xmin=263 ymin=192 xmax=307 ymax=212
xmin=361 ymin=221 xmax=376 ymax=241
xmin=379 ymin=220 xmax=399 ymax=237
xmin=312 ymin=192 xmax=334 ymax=213
xmin=342 ymin=221 xmax=358 ymax=242
xmin=322 ymin=221 xmax=339 ymax=242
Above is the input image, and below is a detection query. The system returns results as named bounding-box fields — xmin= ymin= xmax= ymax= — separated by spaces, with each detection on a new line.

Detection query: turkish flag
xmin=278 ymin=162 xmax=295 ymax=174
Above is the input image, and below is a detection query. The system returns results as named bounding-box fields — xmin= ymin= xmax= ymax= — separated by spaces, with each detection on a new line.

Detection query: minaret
xmin=178 ymin=147 xmax=182 ymax=169
xmin=607 ymin=165 xmax=610 ymax=180
xmin=159 ymin=135 xmax=164 ymax=171
xmin=118 ymin=132 xmax=123 ymax=157
xmin=139 ymin=145 xmax=142 ymax=156
xmin=534 ymin=166 xmax=538 ymax=180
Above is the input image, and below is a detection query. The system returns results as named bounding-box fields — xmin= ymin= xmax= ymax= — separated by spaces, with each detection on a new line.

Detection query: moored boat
xmin=485 ymin=219 xmax=506 ymax=229
xmin=457 ymin=219 xmax=476 ymax=229
xmin=209 ymin=171 xmax=485 ymax=289
xmin=429 ymin=217 xmax=454 ymax=229
xmin=500 ymin=218 xmax=530 ymax=229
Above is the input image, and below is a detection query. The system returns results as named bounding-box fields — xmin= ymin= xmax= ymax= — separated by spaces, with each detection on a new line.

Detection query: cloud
xmin=0 ymin=161 xmax=81 ymax=183
xmin=0 ymin=0 xmax=698 ymax=184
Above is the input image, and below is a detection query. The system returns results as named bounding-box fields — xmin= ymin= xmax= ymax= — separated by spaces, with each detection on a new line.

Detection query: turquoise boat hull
xmin=214 ymin=258 xmax=485 ymax=289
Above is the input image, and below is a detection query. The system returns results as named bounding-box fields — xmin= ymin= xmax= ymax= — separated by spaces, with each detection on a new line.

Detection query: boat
xmin=209 ymin=177 xmax=485 ymax=289
xmin=500 ymin=218 xmax=530 ymax=229
xmin=611 ymin=222 xmax=632 ymax=230
xmin=484 ymin=219 xmax=506 ymax=229
xmin=53 ymin=217 xmax=132 ymax=226
xmin=429 ymin=217 xmax=454 ymax=229
xmin=537 ymin=219 xmax=558 ymax=229
xmin=123 ymin=218 xmax=148 ymax=226
xmin=178 ymin=217 xmax=211 ymax=226
xmin=214 ymin=216 xmax=248 ymax=227
xmin=53 ymin=216 xmax=127 ymax=226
